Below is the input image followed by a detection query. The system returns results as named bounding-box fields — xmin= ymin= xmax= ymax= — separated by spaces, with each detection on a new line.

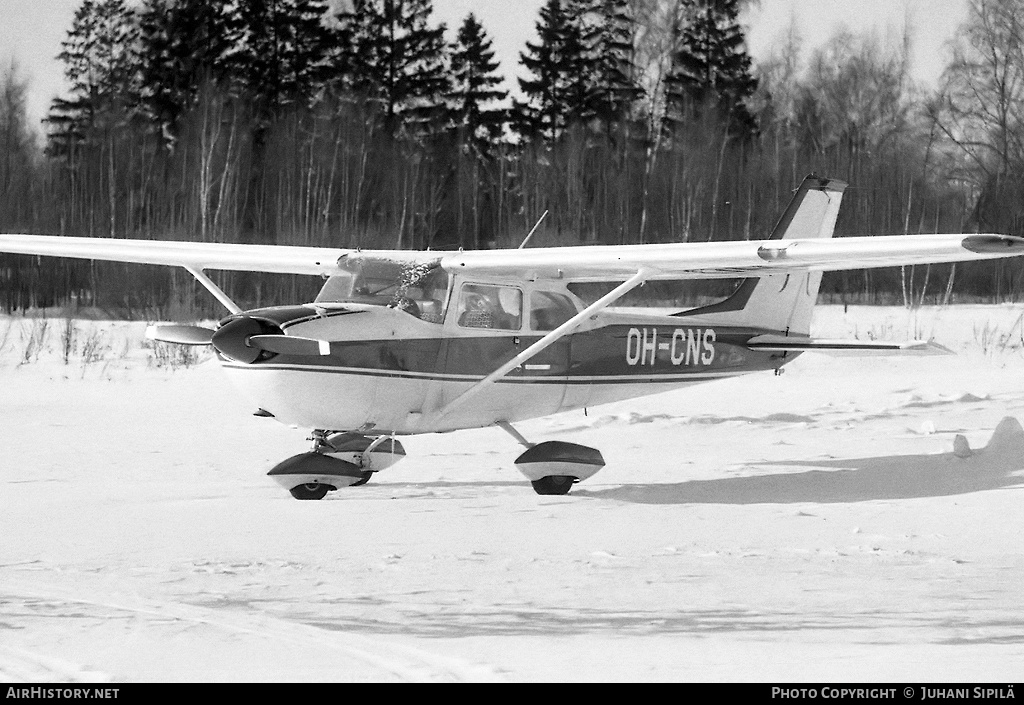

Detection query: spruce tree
xmin=447 ymin=13 xmax=508 ymax=152
xmin=47 ymin=0 xmax=140 ymax=156
xmin=662 ymin=0 xmax=757 ymax=137
xmin=137 ymin=0 xmax=236 ymax=136
xmin=516 ymin=0 xmax=589 ymax=143
xmin=228 ymin=0 xmax=332 ymax=119
xmin=581 ymin=0 xmax=644 ymax=139
xmin=0 ymin=64 xmax=39 ymax=229
xmin=332 ymin=0 xmax=449 ymax=138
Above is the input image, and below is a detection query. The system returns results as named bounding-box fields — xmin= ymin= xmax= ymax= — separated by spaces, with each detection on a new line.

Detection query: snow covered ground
xmin=1 ymin=305 xmax=1023 ymax=682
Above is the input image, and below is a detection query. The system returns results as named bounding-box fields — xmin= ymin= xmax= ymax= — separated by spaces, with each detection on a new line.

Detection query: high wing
xmin=2 ymin=232 xmax=1023 ymax=281
xmin=2 ymin=173 xmax=1024 ymax=293
xmin=441 ymin=233 xmax=1024 ymax=281
xmin=0 ymin=234 xmax=361 ymax=313
xmin=0 ymin=234 xmax=349 ymax=276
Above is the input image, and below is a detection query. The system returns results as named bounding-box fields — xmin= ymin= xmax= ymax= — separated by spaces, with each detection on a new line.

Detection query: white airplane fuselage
xmin=217 ymin=281 xmax=786 ymax=436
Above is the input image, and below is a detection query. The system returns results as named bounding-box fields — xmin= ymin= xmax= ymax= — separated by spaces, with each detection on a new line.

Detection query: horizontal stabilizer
xmin=746 ymin=334 xmax=952 ymax=356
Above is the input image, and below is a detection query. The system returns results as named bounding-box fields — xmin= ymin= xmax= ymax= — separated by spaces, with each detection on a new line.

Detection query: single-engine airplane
xmin=3 ymin=175 xmax=1024 ymax=499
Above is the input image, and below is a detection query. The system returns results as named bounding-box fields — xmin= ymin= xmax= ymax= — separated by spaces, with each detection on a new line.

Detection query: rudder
xmin=676 ymin=175 xmax=846 ymax=336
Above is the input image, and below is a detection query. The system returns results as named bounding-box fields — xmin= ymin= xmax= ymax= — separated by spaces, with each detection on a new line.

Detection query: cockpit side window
xmin=314 ymin=257 xmax=450 ymax=324
xmin=400 ymin=264 xmax=450 ymax=323
xmin=315 ymin=273 xmax=355 ymax=303
xmin=457 ymin=284 xmax=522 ymax=331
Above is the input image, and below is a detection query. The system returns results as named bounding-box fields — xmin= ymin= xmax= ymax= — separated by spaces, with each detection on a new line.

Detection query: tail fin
xmin=676 ymin=174 xmax=846 ymax=335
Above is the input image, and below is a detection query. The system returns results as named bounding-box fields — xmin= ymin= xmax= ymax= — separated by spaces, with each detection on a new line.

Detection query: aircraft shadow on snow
xmin=575 ymin=417 xmax=1024 ymax=506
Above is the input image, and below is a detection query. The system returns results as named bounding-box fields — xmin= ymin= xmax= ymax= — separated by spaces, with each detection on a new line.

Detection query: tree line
xmin=2 ymin=0 xmax=1024 ymax=316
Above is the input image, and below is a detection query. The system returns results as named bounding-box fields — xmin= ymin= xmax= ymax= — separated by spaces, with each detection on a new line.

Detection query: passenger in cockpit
xmin=459 ymin=292 xmax=496 ymax=329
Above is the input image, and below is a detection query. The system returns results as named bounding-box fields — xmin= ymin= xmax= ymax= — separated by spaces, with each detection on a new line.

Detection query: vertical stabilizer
xmin=676 ymin=175 xmax=846 ymax=335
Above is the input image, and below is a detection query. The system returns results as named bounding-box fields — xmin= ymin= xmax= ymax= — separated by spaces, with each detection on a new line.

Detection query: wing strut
xmin=431 ymin=269 xmax=651 ymax=423
xmin=185 ymin=266 xmax=241 ymax=315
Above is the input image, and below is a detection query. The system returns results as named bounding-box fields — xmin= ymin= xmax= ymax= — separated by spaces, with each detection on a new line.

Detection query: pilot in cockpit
xmin=458 ymin=292 xmax=495 ymax=328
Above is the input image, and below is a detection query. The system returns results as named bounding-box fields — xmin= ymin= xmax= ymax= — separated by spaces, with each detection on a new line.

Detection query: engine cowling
xmin=211 ymin=316 xmax=284 ymax=363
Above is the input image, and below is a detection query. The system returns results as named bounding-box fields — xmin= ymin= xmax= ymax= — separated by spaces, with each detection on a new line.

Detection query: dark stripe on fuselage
xmin=220 ymin=361 xmax=745 ymax=385
xmin=222 ymin=325 xmax=784 ymax=381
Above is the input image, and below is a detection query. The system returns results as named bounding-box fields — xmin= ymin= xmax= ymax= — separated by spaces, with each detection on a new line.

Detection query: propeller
xmin=146 ymin=319 xmax=330 ymax=361
xmin=142 ymin=315 xmax=330 ymax=363
xmin=146 ymin=324 xmax=215 ymax=346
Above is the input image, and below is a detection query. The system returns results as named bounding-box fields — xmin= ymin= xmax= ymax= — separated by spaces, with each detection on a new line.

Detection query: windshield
xmin=315 ymin=256 xmax=450 ymax=323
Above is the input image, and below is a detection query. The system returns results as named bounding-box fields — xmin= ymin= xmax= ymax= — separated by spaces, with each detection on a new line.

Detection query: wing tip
xmin=805 ymin=174 xmax=848 ymax=194
xmin=962 ymin=234 xmax=1024 ymax=254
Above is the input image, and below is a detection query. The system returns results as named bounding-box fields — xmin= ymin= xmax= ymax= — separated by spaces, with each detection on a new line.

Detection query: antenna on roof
xmin=518 ymin=210 xmax=549 ymax=249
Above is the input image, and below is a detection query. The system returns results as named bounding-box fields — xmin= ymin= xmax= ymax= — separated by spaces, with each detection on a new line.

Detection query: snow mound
xmin=953 ymin=435 xmax=972 ymax=458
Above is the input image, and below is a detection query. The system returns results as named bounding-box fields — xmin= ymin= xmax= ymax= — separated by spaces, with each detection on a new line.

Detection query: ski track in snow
xmin=2 ymin=305 xmax=1024 ymax=681
xmin=0 ymin=578 xmax=503 ymax=683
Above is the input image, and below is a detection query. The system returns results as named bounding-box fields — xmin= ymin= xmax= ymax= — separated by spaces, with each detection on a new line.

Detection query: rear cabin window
xmin=457 ymin=284 xmax=522 ymax=330
xmin=530 ymin=291 xmax=578 ymax=331
xmin=567 ymin=279 xmax=743 ymax=312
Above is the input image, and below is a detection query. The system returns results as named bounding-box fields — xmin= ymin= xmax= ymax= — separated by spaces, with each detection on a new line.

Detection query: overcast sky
xmin=0 ymin=0 xmax=969 ymax=132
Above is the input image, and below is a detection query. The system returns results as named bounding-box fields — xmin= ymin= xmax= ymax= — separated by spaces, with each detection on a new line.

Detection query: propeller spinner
xmin=147 ymin=317 xmax=330 ymax=362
